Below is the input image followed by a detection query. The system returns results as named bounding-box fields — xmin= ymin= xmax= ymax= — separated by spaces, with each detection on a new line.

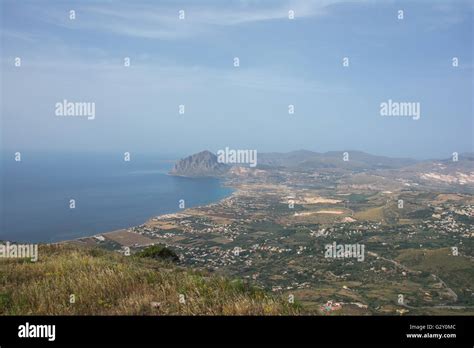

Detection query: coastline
xmin=2 ymin=156 xmax=235 ymax=244
xmin=63 ymin=177 xmax=239 ymax=246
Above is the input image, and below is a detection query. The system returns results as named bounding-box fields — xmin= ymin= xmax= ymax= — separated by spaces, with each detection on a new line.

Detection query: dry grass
xmin=354 ymin=206 xmax=385 ymax=221
xmin=0 ymin=244 xmax=299 ymax=315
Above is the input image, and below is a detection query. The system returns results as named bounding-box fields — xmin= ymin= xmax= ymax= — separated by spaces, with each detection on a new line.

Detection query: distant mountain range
xmin=169 ymin=150 xmax=474 ymax=178
xmin=257 ymin=150 xmax=417 ymax=170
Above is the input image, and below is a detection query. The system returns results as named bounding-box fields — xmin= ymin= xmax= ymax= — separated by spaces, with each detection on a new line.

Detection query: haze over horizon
xmin=1 ymin=0 xmax=473 ymax=159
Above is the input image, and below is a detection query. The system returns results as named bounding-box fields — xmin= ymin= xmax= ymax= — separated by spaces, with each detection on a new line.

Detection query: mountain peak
xmin=169 ymin=151 xmax=229 ymax=177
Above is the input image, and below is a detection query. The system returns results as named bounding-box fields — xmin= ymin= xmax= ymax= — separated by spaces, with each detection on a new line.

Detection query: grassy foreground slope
xmin=0 ymin=244 xmax=299 ymax=315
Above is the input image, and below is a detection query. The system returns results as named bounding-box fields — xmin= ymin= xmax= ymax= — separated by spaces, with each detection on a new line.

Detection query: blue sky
xmin=1 ymin=0 xmax=472 ymax=159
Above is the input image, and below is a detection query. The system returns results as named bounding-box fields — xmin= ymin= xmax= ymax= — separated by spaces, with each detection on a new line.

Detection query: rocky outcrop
xmin=169 ymin=151 xmax=229 ymax=177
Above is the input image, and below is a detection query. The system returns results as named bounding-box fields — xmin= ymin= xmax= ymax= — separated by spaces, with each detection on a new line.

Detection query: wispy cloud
xmin=1 ymin=30 xmax=39 ymax=43
xmin=28 ymin=0 xmax=362 ymax=40
xmin=1 ymin=54 xmax=336 ymax=95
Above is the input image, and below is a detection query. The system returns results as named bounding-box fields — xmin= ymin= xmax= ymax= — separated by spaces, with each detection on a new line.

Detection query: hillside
xmin=258 ymin=150 xmax=417 ymax=170
xmin=0 ymin=244 xmax=298 ymax=315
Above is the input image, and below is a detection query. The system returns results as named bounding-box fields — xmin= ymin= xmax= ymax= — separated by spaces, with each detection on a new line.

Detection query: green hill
xmin=0 ymin=244 xmax=299 ymax=315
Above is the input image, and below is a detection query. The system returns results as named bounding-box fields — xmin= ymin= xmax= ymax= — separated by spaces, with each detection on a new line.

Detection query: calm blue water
xmin=0 ymin=153 xmax=233 ymax=243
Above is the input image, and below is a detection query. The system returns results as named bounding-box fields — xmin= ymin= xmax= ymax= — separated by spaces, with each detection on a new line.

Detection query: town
xmin=72 ymin=158 xmax=474 ymax=315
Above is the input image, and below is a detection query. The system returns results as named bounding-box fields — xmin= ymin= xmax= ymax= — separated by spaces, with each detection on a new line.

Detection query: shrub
xmin=135 ymin=245 xmax=179 ymax=262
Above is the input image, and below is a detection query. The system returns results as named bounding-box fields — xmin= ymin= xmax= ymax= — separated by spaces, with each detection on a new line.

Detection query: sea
xmin=0 ymin=152 xmax=233 ymax=243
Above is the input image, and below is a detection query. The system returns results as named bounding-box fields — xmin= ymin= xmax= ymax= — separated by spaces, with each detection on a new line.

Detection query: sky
xmin=1 ymin=0 xmax=473 ymax=159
